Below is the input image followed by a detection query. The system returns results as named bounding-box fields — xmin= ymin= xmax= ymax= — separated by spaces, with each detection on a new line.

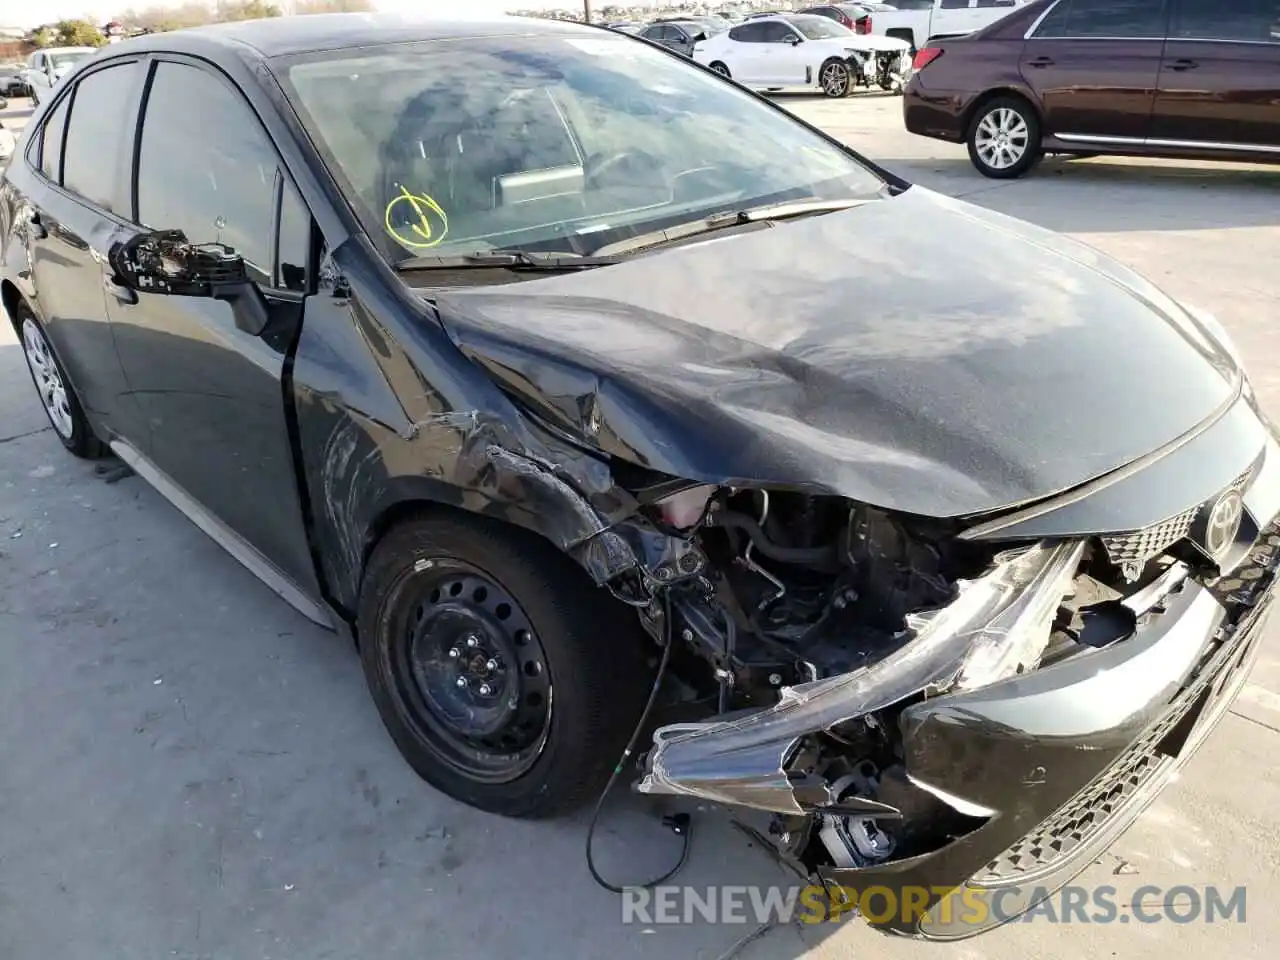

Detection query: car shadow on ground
xmin=0 ymin=330 xmax=861 ymax=958
xmin=876 ymin=154 xmax=1280 ymax=234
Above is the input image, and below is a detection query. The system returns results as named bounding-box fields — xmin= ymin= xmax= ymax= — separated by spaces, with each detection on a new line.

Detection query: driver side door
xmin=758 ymin=21 xmax=812 ymax=85
xmin=104 ymin=56 xmax=324 ymax=606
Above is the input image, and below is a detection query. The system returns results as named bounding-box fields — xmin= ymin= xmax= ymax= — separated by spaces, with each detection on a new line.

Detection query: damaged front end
xmin=580 ymin=477 xmax=1278 ymax=938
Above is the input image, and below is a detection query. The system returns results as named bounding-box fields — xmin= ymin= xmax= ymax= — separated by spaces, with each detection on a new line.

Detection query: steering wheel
xmin=584 ymin=149 xmax=666 ymax=189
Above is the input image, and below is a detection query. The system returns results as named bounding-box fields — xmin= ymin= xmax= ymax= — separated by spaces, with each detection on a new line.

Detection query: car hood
xmin=433 ymin=186 xmax=1239 ymax=519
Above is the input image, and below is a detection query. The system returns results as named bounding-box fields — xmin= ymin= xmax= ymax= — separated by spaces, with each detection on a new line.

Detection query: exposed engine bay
xmin=610 ymin=483 xmax=1218 ymax=880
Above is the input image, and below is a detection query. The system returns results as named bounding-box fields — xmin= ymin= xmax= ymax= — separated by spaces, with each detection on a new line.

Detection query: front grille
xmin=1100 ymin=467 xmax=1256 ymax=573
xmin=1100 ymin=507 xmax=1197 ymax=569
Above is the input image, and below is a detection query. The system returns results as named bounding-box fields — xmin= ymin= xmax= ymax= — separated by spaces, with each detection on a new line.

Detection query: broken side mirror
xmin=108 ymin=230 xmax=270 ymax=336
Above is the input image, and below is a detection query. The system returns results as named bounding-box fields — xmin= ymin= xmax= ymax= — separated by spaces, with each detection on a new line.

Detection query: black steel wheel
xmin=392 ymin=562 xmax=552 ymax=782
xmin=358 ymin=512 xmax=650 ymax=818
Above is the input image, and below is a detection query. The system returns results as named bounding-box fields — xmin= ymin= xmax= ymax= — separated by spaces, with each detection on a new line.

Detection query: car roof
xmin=98 ymin=12 xmax=606 ymax=60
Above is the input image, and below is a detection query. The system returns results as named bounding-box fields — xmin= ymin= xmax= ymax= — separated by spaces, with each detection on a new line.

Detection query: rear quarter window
xmin=36 ymin=94 xmax=71 ymax=181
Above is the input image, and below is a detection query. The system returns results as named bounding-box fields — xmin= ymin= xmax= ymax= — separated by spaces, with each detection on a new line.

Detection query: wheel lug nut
xmin=465 ymin=635 xmax=479 ymax=649
xmin=448 ymin=647 xmax=460 ymax=659
xmin=455 ymin=677 xmax=468 ymax=689
xmin=479 ymin=683 xmax=492 ymax=696
xmin=485 ymin=658 xmax=499 ymax=671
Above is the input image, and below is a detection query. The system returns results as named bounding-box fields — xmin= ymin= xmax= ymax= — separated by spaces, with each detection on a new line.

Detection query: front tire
xmin=358 ymin=512 xmax=649 ymax=819
xmin=966 ymin=96 xmax=1042 ymax=180
xmin=819 ymin=58 xmax=853 ymax=98
xmin=15 ymin=302 xmax=106 ymax=458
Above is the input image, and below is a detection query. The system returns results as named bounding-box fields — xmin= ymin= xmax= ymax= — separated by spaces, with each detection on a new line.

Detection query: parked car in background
xmin=904 ymin=0 xmax=1280 ymax=178
xmin=0 ymin=120 xmax=14 ymax=163
xmin=7 ymin=12 xmax=1278 ymax=941
xmin=872 ymin=0 xmax=1026 ymax=49
xmin=694 ymin=13 xmax=912 ymax=95
xmin=605 ymin=20 xmax=644 ymax=33
xmin=800 ymin=3 xmax=895 ymax=34
xmin=22 ymin=46 xmax=97 ymax=105
xmin=2 ymin=62 xmax=31 ymax=97
xmin=639 ymin=19 xmax=713 ymax=55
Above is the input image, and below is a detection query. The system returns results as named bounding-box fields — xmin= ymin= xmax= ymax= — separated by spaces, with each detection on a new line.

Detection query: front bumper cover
xmin=835 ymin=545 xmax=1275 ymax=938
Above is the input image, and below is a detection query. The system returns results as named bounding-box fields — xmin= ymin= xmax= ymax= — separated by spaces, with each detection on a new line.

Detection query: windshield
xmin=280 ymin=33 xmax=883 ymax=261
xmin=787 ymin=15 xmax=853 ymax=38
xmin=49 ymin=51 xmax=91 ymax=70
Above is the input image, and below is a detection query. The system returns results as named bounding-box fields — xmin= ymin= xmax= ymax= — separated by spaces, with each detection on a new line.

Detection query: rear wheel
xmin=709 ymin=61 xmax=731 ymax=78
xmin=357 ymin=513 xmax=650 ymax=818
xmin=966 ymin=96 xmax=1042 ymax=180
xmin=15 ymin=302 xmax=106 ymax=458
xmin=819 ymin=59 xmax=853 ymax=98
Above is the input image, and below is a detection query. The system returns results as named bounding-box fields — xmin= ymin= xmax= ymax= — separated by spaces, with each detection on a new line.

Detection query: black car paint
xmin=1 ymin=16 xmax=1275 ymax=938
xmin=433 ymin=186 xmax=1241 ymax=522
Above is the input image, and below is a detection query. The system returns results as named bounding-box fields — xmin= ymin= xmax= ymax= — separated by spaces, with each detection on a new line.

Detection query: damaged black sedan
xmin=4 ymin=14 xmax=1278 ymax=939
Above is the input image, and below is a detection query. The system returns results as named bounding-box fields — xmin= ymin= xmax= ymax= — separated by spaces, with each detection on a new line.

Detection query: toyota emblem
xmin=1205 ymin=490 xmax=1244 ymax=558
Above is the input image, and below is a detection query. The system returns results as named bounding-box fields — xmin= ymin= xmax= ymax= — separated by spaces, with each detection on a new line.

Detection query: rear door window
xmin=1033 ymin=0 xmax=1169 ymax=38
xmin=1171 ymin=0 xmax=1280 ymax=41
xmin=61 ymin=62 xmax=141 ymax=211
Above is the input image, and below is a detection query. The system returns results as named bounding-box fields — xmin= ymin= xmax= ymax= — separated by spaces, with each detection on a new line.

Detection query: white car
xmin=0 ymin=122 xmax=15 ymax=165
xmin=692 ymin=14 xmax=911 ymax=97
xmin=21 ymin=47 xmax=97 ymax=106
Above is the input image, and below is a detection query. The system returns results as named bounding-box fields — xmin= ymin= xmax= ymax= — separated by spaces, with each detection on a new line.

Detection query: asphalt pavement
xmin=2 ymin=94 xmax=1279 ymax=959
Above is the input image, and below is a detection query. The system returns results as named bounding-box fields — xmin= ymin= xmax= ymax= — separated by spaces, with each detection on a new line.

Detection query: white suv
xmin=21 ymin=47 xmax=97 ymax=106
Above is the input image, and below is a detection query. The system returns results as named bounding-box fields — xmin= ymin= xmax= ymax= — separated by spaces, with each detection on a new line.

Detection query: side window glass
xmin=276 ymin=183 xmax=312 ymax=293
xmin=941 ymin=0 xmax=971 ymax=9
xmin=730 ymin=23 xmax=763 ymax=41
xmin=38 ymin=94 xmax=71 ymax=182
xmin=61 ymin=63 xmax=139 ymax=211
xmin=1032 ymin=0 xmax=1075 ymax=35
xmin=137 ymin=61 xmax=279 ymax=287
xmin=760 ymin=22 xmax=793 ymax=42
xmin=1036 ymin=0 xmax=1167 ymax=37
xmin=1173 ymin=0 xmax=1280 ymax=42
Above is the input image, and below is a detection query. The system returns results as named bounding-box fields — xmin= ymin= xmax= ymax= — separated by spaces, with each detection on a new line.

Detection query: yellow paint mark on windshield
xmin=385 ymin=186 xmax=450 ymax=250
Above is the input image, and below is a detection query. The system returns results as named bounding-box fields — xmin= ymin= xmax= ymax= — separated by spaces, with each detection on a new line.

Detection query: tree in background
xmin=213 ymin=0 xmax=284 ymax=19
xmin=296 ymin=0 xmax=375 ymax=11
xmin=30 ymin=20 xmax=108 ymax=47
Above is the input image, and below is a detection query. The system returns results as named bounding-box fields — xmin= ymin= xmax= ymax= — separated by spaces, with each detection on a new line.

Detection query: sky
xmin=0 ymin=0 xmax=629 ymax=30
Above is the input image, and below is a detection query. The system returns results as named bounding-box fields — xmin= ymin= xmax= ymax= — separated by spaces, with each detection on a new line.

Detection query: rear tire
xmin=14 ymin=301 xmax=107 ymax=459
xmin=357 ymin=512 xmax=650 ymax=819
xmin=709 ymin=61 xmax=731 ymax=78
xmin=966 ymin=95 xmax=1042 ymax=180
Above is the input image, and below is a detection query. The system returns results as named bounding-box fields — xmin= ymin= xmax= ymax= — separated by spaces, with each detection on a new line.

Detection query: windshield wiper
xmin=591 ymin=197 xmax=873 ymax=258
xmin=394 ymin=250 xmax=623 ymax=273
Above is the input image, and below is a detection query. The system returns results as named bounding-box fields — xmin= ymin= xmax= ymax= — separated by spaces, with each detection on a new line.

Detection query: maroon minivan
xmin=903 ymin=0 xmax=1280 ymax=178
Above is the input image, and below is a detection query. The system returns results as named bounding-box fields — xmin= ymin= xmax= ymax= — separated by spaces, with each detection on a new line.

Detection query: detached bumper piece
xmin=834 ymin=531 xmax=1280 ymax=939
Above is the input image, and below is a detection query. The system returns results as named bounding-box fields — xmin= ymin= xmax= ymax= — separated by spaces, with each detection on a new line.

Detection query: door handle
xmin=104 ymin=276 xmax=138 ymax=305
xmin=1168 ymin=58 xmax=1199 ymax=71
xmin=27 ymin=211 xmax=48 ymax=240
xmin=1027 ymin=56 xmax=1055 ymax=68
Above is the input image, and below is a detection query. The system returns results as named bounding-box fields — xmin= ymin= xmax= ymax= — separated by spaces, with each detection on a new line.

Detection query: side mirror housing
xmin=108 ymin=230 xmax=270 ymax=336
xmin=790 ymin=36 xmax=804 ymax=45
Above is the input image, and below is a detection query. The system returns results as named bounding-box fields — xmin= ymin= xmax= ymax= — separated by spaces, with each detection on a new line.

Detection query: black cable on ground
xmin=585 ymin=594 xmax=693 ymax=893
